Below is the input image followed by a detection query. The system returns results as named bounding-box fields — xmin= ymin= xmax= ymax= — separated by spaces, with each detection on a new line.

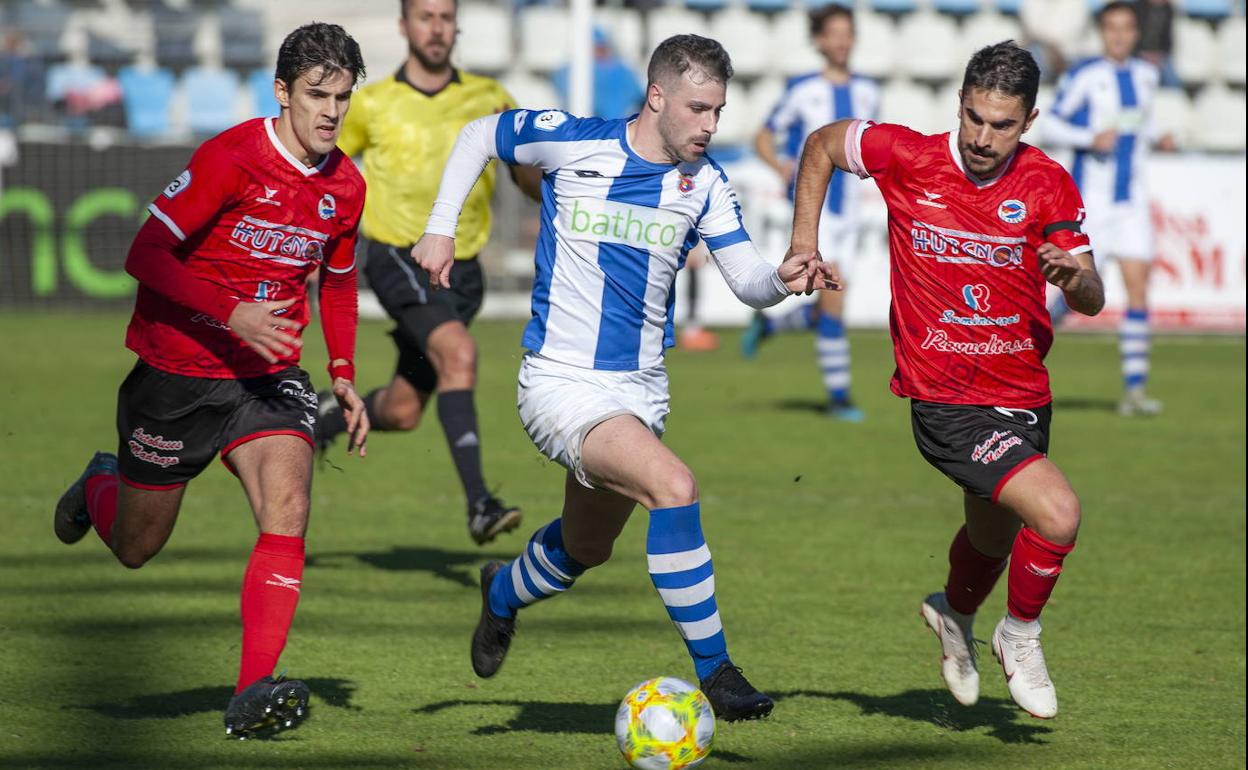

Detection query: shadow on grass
xmin=770 ymin=398 xmax=829 ymax=415
xmin=1051 ymin=396 xmax=1118 ymax=412
xmin=411 ymin=698 xmax=754 ymax=763
xmin=78 ymin=677 xmax=361 ymax=720
xmin=308 ymin=547 xmax=512 ymax=588
xmin=774 ymin=688 xmax=1053 ymax=745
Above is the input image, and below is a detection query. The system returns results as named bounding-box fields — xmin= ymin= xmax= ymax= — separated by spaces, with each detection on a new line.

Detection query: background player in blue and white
xmin=745 ymin=4 xmax=880 ymax=421
xmin=414 ymin=35 xmax=838 ymax=722
xmin=1045 ymin=1 xmax=1176 ymax=416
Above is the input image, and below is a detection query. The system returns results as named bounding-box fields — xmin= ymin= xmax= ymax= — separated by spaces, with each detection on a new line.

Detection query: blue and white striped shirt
xmin=764 ymin=73 xmax=880 ymax=219
xmin=1046 ymin=56 xmax=1161 ymax=207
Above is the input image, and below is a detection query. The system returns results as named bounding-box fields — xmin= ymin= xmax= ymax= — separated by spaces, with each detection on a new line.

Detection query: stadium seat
xmin=1192 ymin=84 xmax=1246 ymax=151
xmin=771 ymin=9 xmax=826 ymax=76
xmin=849 ymin=11 xmax=898 ymax=79
xmin=596 ymin=7 xmax=646 ymax=67
xmin=749 ymin=0 xmax=796 ymax=11
xmin=456 ymin=4 xmax=513 ymax=73
xmin=181 ymin=66 xmax=239 ymax=135
xmin=16 ymin=0 xmax=70 ymax=60
xmin=647 ymin=6 xmax=711 ymax=52
xmin=247 ymin=68 xmax=279 ymax=118
xmin=152 ymin=4 xmax=199 ymax=71
xmin=747 ymin=76 xmax=786 ymax=134
xmin=960 ymin=12 xmax=1025 ymax=61
xmin=1151 ymin=86 xmax=1194 ymax=147
xmin=933 ymin=0 xmax=983 ymax=16
xmin=880 ymin=79 xmax=941 ymax=133
xmin=895 ymin=12 xmax=961 ymax=81
xmin=219 ymin=7 xmax=266 ymax=72
xmin=499 ymin=71 xmax=562 ymax=111
xmin=1181 ymin=0 xmax=1232 ymax=19
xmin=993 ymin=0 xmax=1023 ymax=14
xmin=519 ymin=6 xmax=570 ymax=73
xmin=871 ymin=0 xmax=919 ymax=15
xmin=1217 ymin=17 xmax=1246 ymax=85
xmin=118 ymin=64 xmax=174 ymax=137
xmin=685 ymin=0 xmax=729 ymax=10
xmin=709 ymin=8 xmax=770 ymax=77
xmin=715 ymin=81 xmax=752 ymax=145
xmin=1173 ymin=17 xmax=1219 ymax=84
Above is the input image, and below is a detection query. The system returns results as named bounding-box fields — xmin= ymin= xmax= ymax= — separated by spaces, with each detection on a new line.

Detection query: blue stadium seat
xmin=749 ymin=0 xmax=796 ymax=11
xmin=1181 ymin=0 xmax=1231 ymax=18
xmin=686 ymin=0 xmax=729 ymax=9
xmin=247 ymin=69 xmax=280 ymax=118
xmin=933 ymin=0 xmax=982 ymax=14
xmin=182 ymin=66 xmax=239 ymax=135
xmin=994 ymin=0 xmax=1023 ymax=14
xmin=871 ymin=0 xmax=919 ymax=14
xmin=220 ymin=7 xmax=267 ymax=71
xmin=119 ymin=65 xmax=174 ymax=137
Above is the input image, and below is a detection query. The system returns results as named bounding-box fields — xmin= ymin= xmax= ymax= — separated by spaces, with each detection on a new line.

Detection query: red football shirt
xmin=128 ymin=117 xmax=365 ymax=378
xmin=846 ymin=121 xmax=1091 ymax=407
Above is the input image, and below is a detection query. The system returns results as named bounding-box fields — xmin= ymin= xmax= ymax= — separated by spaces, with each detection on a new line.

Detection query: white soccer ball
xmin=614 ymin=677 xmax=715 ymax=770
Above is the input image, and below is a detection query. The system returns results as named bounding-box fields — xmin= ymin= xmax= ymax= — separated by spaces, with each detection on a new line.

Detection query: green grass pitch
xmin=0 ymin=312 xmax=1243 ymax=769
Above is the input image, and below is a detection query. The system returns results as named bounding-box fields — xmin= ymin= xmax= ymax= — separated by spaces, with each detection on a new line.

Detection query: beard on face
xmin=410 ymin=38 xmax=452 ymax=71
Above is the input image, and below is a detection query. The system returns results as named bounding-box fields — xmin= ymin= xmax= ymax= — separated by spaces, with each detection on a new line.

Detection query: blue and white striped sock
xmin=647 ymin=502 xmax=730 ymax=681
xmin=488 ymin=519 xmax=585 ymax=619
xmin=816 ymin=313 xmax=851 ymax=403
xmin=1120 ymin=308 xmax=1150 ymax=392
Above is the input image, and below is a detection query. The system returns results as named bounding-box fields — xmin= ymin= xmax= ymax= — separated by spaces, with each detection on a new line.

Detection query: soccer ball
xmin=614 ymin=677 xmax=715 ymax=770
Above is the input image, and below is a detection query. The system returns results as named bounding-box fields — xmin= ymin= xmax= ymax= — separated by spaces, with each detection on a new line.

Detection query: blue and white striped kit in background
xmin=1047 ymin=56 xmax=1161 ymax=263
xmin=495 ymin=108 xmax=754 ymax=372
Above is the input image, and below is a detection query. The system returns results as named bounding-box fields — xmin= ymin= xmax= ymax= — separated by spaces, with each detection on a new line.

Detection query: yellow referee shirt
xmin=339 ymin=68 xmax=514 ymax=259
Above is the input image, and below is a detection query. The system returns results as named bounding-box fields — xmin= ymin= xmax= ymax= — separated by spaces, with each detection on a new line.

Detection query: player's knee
xmin=113 ymin=542 xmax=156 ymax=569
xmin=257 ymin=497 xmax=310 ymax=536
xmin=649 ymin=465 xmax=699 ymax=509
xmin=438 ymin=344 xmax=477 ymax=383
xmin=1043 ymin=494 xmax=1081 ymax=545
xmin=387 ymin=402 xmax=423 ymax=431
xmin=567 ymin=538 xmax=613 ymax=568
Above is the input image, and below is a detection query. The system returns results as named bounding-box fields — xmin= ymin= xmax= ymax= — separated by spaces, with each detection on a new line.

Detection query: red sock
xmin=945 ymin=525 xmax=1009 ymax=615
xmin=237 ymin=533 xmax=305 ymax=693
xmin=85 ymin=474 xmax=119 ymax=546
xmin=1007 ymin=527 xmax=1075 ymax=622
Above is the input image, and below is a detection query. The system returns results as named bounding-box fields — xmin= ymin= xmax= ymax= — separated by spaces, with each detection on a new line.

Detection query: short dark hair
xmin=647 ymin=34 xmax=734 ymax=88
xmin=275 ymin=23 xmax=366 ymax=88
xmin=401 ymin=0 xmax=457 ymax=18
xmin=961 ymin=40 xmax=1040 ymax=114
xmin=1096 ymin=0 xmax=1139 ymax=26
xmin=809 ymin=4 xmax=854 ymax=36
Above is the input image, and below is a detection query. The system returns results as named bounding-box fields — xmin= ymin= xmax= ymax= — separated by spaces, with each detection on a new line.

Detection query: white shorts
xmin=1082 ymin=202 xmax=1154 ymax=262
xmin=818 ymin=216 xmax=861 ymax=278
xmin=516 ymin=352 xmax=670 ymax=488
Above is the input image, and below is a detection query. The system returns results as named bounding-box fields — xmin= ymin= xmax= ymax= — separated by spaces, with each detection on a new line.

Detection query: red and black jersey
xmin=127 ymin=117 xmax=365 ymax=379
xmin=846 ymin=121 xmax=1091 ymax=408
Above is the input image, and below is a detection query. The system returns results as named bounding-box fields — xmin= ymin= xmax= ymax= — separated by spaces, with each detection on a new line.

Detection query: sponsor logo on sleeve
xmin=997 ymin=199 xmax=1027 ymax=224
xmin=534 ymin=110 xmax=568 ymax=132
xmin=162 ymin=170 xmax=191 ymax=199
xmin=514 ymin=110 xmax=529 ymax=132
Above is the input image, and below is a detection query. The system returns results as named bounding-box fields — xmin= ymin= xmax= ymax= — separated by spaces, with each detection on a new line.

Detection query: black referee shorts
xmin=910 ymin=400 xmax=1053 ymax=503
xmin=361 ymin=238 xmax=485 ymax=393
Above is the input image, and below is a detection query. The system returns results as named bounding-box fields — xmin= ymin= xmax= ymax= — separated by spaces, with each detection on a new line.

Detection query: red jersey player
xmin=791 ymin=42 xmax=1104 ymax=719
xmin=51 ymin=23 xmax=370 ymax=738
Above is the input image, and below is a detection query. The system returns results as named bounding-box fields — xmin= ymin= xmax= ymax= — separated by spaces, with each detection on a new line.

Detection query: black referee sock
xmin=437 ymin=389 xmax=488 ymax=507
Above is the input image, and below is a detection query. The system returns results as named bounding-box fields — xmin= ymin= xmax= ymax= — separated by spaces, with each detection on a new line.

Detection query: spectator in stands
xmin=0 ymin=27 xmax=45 ymax=127
xmin=1134 ymin=0 xmax=1181 ymax=87
xmin=552 ymin=26 xmax=644 ymax=120
xmin=1021 ymin=0 xmax=1090 ymax=81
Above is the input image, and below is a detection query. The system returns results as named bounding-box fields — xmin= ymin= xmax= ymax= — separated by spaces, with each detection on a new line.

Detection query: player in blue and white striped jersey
xmin=746 ymin=4 xmax=880 ymax=422
xmin=1044 ymin=1 xmax=1176 ymax=416
xmin=415 ymin=35 xmax=839 ymax=722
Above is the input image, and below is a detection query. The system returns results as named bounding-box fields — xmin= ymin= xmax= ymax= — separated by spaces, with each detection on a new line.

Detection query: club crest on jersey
xmin=318 ymin=193 xmax=336 ymax=220
xmin=998 ymin=199 xmax=1026 ymax=224
xmin=677 ymin=174 xmax=696 ymax=195
xmin=162 ymin=170 xmax=191 ymax=199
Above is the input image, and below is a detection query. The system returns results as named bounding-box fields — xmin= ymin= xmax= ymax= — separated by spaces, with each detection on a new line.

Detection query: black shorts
xmin=910 ymin=399 xmax=1052 ymax=502
xmin=115 ymin=362 xmax=317 ymax=489
xmin=362 ymin=238 xmax=485 ymax=393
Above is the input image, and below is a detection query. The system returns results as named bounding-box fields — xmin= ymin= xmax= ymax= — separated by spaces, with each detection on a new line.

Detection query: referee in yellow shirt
xmin=317 ymin=0 xmax=541 ymax=545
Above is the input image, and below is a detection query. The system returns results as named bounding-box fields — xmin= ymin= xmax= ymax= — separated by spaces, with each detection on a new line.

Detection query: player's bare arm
xmin=753 ymin=126 xmax=794 ymax=186
xmin=509 ymin=165 xmax=543 ymax=202
xmin=1040 ymin=243 xmax=1104 ymax=315
xmin=228 ymin=298 xmax=303 ymax=363
xmin=789 ymin=119 xmax=855 ymax=255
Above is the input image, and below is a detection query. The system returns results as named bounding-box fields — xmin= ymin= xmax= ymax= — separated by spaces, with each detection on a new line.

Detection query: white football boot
xmin=992 ymin=616 xmax=1058 ymax=718
xmin=920 ymin=592 xmax=979 ymax=706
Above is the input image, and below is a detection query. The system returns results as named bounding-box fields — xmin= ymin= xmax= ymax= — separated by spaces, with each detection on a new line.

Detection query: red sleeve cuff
xmin=328 ymin=362 xmax=355 ymax=383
